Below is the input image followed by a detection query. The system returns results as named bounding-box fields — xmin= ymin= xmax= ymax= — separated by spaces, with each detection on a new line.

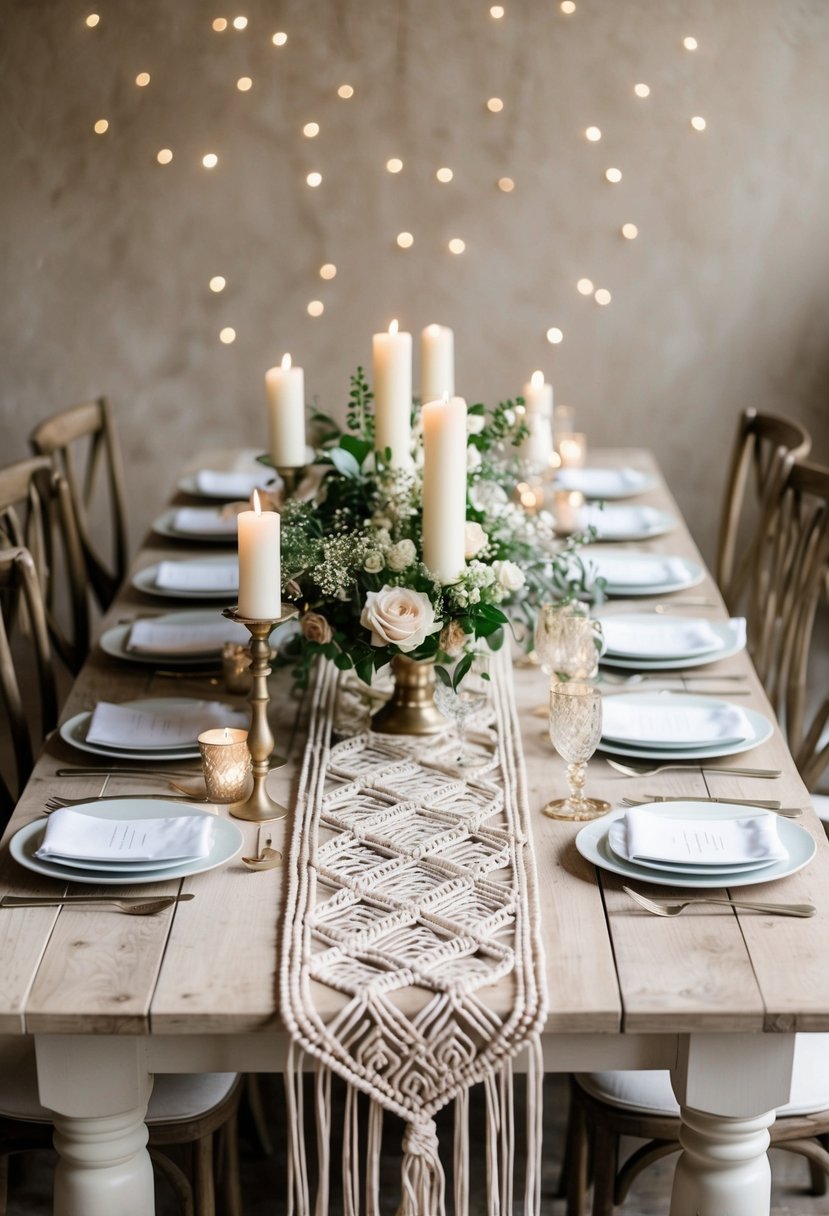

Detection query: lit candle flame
xmin=281 ymin=352 xmax=292 ymax=370
xmin=252 ymin=489 xmax=262 ymax=515
xmin=389 ymin=319 xmax=399 ymax=335
xmin=531 ymin=370 xmax=544 ymax=388
xmin=426 ymin=323 xmax=440 ymax=335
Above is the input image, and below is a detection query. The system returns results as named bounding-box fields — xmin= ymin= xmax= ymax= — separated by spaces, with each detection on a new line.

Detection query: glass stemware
xmin=543 ymin=681 xmax=610 ymax=820
xmin=534 ymin=601 xmax=601 ymax=681
xmin=434 ymin=651 xmax=491 ymax=769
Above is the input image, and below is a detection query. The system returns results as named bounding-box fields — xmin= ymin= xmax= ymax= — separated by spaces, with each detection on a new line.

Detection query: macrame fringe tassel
xmin=315 ymin=1065 xmax=332 ymax=1216
xmin=395 ymin=1117 xmax=446 ymax=1216
xmin=453 ymin=1089 xmax=469 ymax=1216
xmin=366 ymin=1099 xmax=383 ymax=1216
xmin=484 ymin=1075 xmax=501 ymax=1216
xmin=285 ymin=1044 xmax=311 ymax=1216
xmin=524 ymin=1035 xmax=544 ymax=1216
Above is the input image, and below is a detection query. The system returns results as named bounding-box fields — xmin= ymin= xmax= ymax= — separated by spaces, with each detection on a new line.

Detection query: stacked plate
xmin=100 ymin=608 xmax=251 ymax=668
xmin=575 ymin=803 xmax=815 ymax=890
xmin=599 ymin=613 xmax=747 ymax=671
xmin=60 ymin=696 xmax=248 ymax=761
xmin=177 ymin=468 xmax=276 ymax=501
xmin=599 ymin=691 xmax=772 ymax=761
xmin=571 ymin=504 xmax=677 ymax=542
xmin=153 ymin=506 xmax=239 ymax=544
xmin=11 ymin=799 xmax=244 ymax=886
xmin=554 ymin=467 xmax=657 ymax=500
xmin=133 ymin=556 xmax=239 ymax=600
xmin=576 ymin=548 xmax=704 ymax=597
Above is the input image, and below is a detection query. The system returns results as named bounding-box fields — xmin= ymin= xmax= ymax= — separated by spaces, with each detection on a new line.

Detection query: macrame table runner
xmin=280 ymin=651 xmax=547 ymax=1215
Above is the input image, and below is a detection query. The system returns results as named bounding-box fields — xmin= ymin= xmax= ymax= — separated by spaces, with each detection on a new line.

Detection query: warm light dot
xmin=490 ymin=5 xmax=505 ymax=16
xmin=386 ymin=157 xmax=403 ymax=174
xmin=219 ymin=327 xmax=236 ymax=344
xmin=307 ymin=300 xmax=324 ymax=317
xmin=487 ymin=97 xmax=504 ymax=113
xmin=561 ymin=1 xmax=576 ymax=12
xmin=232 ymin=16 xmax=247 ymax=29
xmin=634 ymin=82 xmax=650 ymax=98
xmin=135 ymin=72 xmax=151 ymax=87
xmin=319 ymin=263 xmax=337 ymax=280
xmin=448 ymin=238 xmax=466 ymax=254
xmin=237 ymin=76 xmax=253 ymax=91
xmin=93 ymin=119 xmax=109 ymax=134
xmin=585 ymin=126 xmax=602 ymax=142
xmin=577 ymin=278 xmax=594 ymax=295
xmin=621 ymin=222 xmax=638 ymax=239
xmin=436 ymin=167 xmax=454 ymax=183
xmin=683 ymin=36 xmax=698 ymax=50
xmin=498 ymin=176 xmax=515 ymax=192
xmin=338 ymin=84 xmax=354 ymax=99
xmin=306 ymin=171 xmax=322 ymax=187
xmin=690 ymin=115 xmax=706 ymax=131
xmin=605 ymin=167 xmax=622 ymax=183
xmin=85 ymin=13 xmax=100 ymax=27
xmin=202 ymin=153 xmax=218 ymax=168
xmin=396 ymin=232 xmax=414 ymax=249
xmin=209 ymin=276 xmax=226 ymax=292
xmin=546 ymin=327 xmax=564 ymax=344
xmin=594 ymin=288 xmax=612 ymax=306
xmin=303 ymin=122 xmax=319 ymax=138
xmin=212 ymin=18 xmax=228 ymax=31
xmin=272 ymin=31 xmax=287 ymax=45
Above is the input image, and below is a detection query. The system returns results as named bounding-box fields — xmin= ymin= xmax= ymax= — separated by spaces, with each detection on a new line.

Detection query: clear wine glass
xmin=543 ymin=681 xmax=610 ymax=820
xmin=434 ymin=651 xmax=491 ymax=769
xmin=534 ymin=601 xmax=601 ymax=681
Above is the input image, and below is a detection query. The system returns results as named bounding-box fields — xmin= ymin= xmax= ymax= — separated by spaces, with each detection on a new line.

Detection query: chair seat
xmin=576 ymin=1033 xmax=829 ymax=1119
xmin=0 ymin=1038 xmax=236 ymax=1125
xmin=811 ymin=793 xmax=829 ymax=823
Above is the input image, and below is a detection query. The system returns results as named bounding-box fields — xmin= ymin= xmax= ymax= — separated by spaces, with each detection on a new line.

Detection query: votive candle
xmin=199 ymin=727 xmax=251 ymax=803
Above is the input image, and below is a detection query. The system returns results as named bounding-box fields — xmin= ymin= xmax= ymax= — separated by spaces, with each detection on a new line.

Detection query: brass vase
xmin=371 ymin=655 xmax=446 ymax=736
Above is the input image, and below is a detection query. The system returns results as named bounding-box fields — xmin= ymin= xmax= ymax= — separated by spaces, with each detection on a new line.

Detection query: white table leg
xmin=35 ymin=1035 xmax=154 ymax=1216
xmin=669 ymin=1032 xmax=796 ymax=1216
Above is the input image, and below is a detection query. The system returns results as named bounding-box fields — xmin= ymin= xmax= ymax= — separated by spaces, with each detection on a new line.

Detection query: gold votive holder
xmin=557 ymin=431 xmax=588 ymax=469
xmin=552 ymin=489 xmax=587 ymax=535
xmin=222 ymin=642 xmax=253 ymax=694
xmin=198 ymin=728 xmax=252 ymax=804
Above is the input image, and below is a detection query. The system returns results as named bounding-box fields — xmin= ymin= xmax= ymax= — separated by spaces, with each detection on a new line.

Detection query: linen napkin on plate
xmin=86 ymin=700 xmax=248 ymax=748
xmin=556 ymin=467 xmax=646 ymax=496
xmin=585 ymin=505 xmax=666 ymax=538
xmin=172 ymin=508 xmax=238 ymax=536
xmin=35 ymin=807 xmax=213 ymax=863
xmin=155 ymin=560 xmax=239 ymax=592
xmin=588 ymin=553 xmax=690 ymax=587
xmin=602 ymin=618 xmax=725 ymax=658
xmin=601 ymin=700 xmax=754 ymax=748
xmin=126 ymin=618 xmax=249 ymax=656
xmin=621 ymin=806 xmax=787 ymax=866
xmin=194 ymin=469 xmax=269 ymax=498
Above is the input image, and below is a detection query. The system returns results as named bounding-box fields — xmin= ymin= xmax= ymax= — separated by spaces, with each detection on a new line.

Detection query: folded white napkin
xmin=173 ymin=508 xmax=238 ymax=536
xmin=155 ymin=561 xmax=239 ymax=592
xmin=86 ymin=700 xmax=248 ymax=749
xmin=127 ymin=618 xmax=249 ymax=656
xmin=586 ymin=505 xmax=666 ymax=539
xmin=602 ymin=699 xmax=754 ymax=747
xmin=602 ymin=618 xmax=724 ymax=658
xmin=36 ymin=807 xmax=214 ymax=863
xmin=588 ymin=553 xmax=689 ymax=587
xmin=621 ymin=807 xmax=787 ymax=866
xmin=194 ymin=469 xmax=269 ymax=498
xmin=557 ymin=467 xmax=646 ymax=496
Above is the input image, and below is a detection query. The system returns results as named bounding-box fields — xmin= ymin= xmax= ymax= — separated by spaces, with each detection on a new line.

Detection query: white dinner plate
xmin=599 ymin=619 xmax=747 ymax=671
xmin=600 ymin=613 xmax=727 ymax=660
xmin=598 ymin=694 xmax=773 ymax=761
xmin=59 ymin=694 xmax=246 ymax=760
xmin=10 ymin=803 xmax=244 ymax=886
xmin=132 ymin=558 xmax=239 ymax=601
xmin=576 ymin=806 xmax=816 ymax=890
xmin=578 ymin=505 xmax=677 ymax=542
xmin=177 ymin=472 xmax=276 ymax=500
xmin=579 ymin=548 xmax=705 ymax=597
xmin=606 ymin=808 xmax=780 ymax=876
xmin=100 ymin=608 xmax=248 ymax=667
xmin=152 ymin=508 xmax=237 ymax=545
xmin=554 ymin=468 xmax=658 ymax=500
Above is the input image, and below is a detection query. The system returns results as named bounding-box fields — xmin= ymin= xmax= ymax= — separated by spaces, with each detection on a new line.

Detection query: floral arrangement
xmin=279 ymin=369 xmax=596 ymax=687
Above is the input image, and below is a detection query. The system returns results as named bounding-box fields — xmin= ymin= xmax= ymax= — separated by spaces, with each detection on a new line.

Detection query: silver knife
xmin=0 ymin=894 xmax=196 ymax=907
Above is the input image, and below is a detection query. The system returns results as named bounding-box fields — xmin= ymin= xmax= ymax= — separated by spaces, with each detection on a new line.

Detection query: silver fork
xmin=606 ymin=759 xmax=782 ymax=778
xmin=600 ymin=671 xmax=748 ymax=687
xmin=622 ymin=886 xmax=815 ymax=919
xmin=0 ymin=895 xmax=191 ymax=916
xmin=45 ymin=794 xmax=205 ymax=811
xmin=622 ymin=797 xmax=803 ymax=818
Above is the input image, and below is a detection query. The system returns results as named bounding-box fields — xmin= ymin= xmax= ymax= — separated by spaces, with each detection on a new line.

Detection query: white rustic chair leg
xmin=669 ymin=1105 xmax=775 ymax=1215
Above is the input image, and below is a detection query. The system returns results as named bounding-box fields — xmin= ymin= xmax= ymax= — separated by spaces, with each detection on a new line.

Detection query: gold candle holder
xmin=221 ymin=605 xmax=298 ymax=822
xmin=198 ymin=728 xmax=252 ymax=804
xmin=255 ymin=453 xmax=307 ymax=501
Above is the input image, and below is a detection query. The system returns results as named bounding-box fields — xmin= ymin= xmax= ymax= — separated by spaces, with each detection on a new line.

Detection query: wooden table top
xmin=1 ymin=448 xmax=827 ymax=1041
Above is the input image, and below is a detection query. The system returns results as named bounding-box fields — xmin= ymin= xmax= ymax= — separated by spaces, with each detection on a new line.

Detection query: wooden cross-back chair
xmin=715 ymin=407 xmax=811 ymax=616
xmin=30 ymin=396 xmax=129 ymax=612
xmin=0 ymin=456 xmax=89 ymax=675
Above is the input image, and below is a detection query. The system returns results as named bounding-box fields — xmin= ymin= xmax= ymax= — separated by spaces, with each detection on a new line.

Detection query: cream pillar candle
xmin=372 ymin=320 xmax=413 ymax=469
xmin=421 ymin=395 xmax=467 ymax=583
xmin=420 ymin=324 xmax=454 ymax=403
xmin=237 ymin=490 xmax=281 ymax=618
xmin=266 ymin=353 xmax=306 ymax=468
xmin=521 ymin=369 xmax=554 ymax=468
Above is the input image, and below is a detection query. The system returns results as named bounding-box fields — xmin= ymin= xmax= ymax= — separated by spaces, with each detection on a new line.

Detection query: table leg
xmin=668 ymin=1032 xmax=796 ymax=1216
xmin=35 ymin=1035 xmax=155 ymax=1216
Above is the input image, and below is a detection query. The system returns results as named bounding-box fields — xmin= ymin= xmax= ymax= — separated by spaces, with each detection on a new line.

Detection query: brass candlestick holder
xmin=256 ymin=453 xmax=306 ymax=500
xmin=221 ymin=605 xmax=298 ymax=822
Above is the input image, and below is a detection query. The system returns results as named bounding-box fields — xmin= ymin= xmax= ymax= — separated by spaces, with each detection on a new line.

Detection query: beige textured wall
xmin=2 ymin=0 xmax=828 ymax=560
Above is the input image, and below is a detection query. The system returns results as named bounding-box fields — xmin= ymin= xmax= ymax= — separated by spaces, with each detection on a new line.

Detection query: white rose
xmin=503 ymin=408 xmax=516 ymax=427
xmin=364 ymin=551 xmax=384 ymax=574
xmin=469 ymin=481 xmax=509 ymax=514
xmin=464 ymin=521 xmax=488 ymax=559
xmin=467 ymin=413 xmax=485 ymax=434
xmin=387 ymin=539 xmax=417 ymax=571
xmin=360 ymin=586 xmax=441 ymax=651
xmin=493 ymin=559 xmax=526 ymax=592
xmin=466 ymin=445 xmax=482 ymax=471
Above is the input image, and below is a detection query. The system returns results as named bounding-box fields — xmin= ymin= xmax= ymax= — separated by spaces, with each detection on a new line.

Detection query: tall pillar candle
xmin=421 ymin=324 xmax=454 ymax=403
xmin=521 ymin=369 xmax=554 ymax=468
xmin=372 ymin=320 xmax=413 ymax=469
xmin=237 ymin=491 xmax=281 ymax=618
xmin=266 ymin=353 xmax=306 ymax=468
xmin=421 ymin=395 xmax=468 ymax=583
